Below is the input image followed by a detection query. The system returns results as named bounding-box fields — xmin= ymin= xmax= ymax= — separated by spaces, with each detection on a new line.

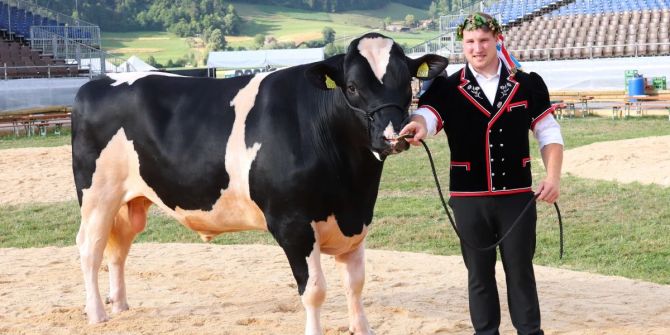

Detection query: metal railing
xmin=2 ymin=63 xmax=78 ymax=80
xmin=1 ymin=0 xmax=96 ymax=33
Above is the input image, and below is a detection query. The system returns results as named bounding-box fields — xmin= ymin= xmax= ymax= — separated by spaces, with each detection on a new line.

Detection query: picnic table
xmin=617 ymin=94 xmax=670 ymax=120
xmin=0 ymin=107 xmax=72 ymax=136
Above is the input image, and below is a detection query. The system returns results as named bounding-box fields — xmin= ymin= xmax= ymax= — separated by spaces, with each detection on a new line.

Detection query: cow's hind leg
xmin=277 ymin=226 xmax=326 ymax=335
xmin=76 ymin=196 xmax=122 ymax=323
xmin=105 ymin=197 xmax=150 ymax=314
xmin=335 ymin=242 xmax=371 ymax=335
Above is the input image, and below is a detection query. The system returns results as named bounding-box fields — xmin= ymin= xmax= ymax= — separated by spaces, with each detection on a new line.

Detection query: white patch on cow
xmin=370 ymin=150 xmax=382 ymax=161
xmin=174 ymin=72 xmax=272 ymax=240
xmin=357 ymin=37 xmax=394 ymax=84
xmin=310 ymin=215 xmax=368 ymax=256
xmin=383 ymin=121 xmax=395 ymax=139
xmin=107 ymin=71 xmax=184 ymax=86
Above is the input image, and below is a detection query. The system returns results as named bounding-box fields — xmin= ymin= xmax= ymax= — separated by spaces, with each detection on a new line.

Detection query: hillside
xmin=102 ymin=2 xmax=438 ymax=66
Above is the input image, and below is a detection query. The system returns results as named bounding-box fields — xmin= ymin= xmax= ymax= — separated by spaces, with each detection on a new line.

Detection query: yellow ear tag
xmin=325 ymin=75 xmax=337 ymax=89
xmin=417 ymin=62 xmax=429 ymax=78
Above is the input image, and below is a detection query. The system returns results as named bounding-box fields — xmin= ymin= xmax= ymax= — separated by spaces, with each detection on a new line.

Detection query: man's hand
xmin=400 ymin=115 xmax=428 ymax=146
xmin=535 ymin=177 xmax=560 ymax=203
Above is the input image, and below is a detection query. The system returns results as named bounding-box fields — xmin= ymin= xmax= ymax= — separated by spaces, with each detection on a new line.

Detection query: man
xmin=400 ymin=12 xmax=563 ymax=335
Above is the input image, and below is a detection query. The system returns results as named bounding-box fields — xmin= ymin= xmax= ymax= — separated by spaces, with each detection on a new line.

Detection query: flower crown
xmin=456 ymin=13 xmax=502 ymax=41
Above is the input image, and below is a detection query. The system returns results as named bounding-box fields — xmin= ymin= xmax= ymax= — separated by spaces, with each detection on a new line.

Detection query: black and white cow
xmin=72 ymin=33 xmax=447 ymax=334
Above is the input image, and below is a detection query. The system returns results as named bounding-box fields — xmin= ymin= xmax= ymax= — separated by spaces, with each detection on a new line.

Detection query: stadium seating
xmin=501 ymin=9 xmax=670 ymax=61
xmin=1 ymin=38 xmax=78 ymax=79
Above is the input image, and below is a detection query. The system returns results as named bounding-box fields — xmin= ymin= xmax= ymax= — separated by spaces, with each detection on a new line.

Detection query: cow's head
xmin=306 ymin=33 xmax=448 ymax=160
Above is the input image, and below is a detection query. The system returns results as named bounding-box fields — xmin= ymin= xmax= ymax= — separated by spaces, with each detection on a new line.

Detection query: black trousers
xmin=449 ymin=192 xmax=543 ymax=335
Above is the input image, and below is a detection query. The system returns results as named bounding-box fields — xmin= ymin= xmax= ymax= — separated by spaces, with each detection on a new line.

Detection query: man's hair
xmin=456 ymin=12 xmax=502 ymax=41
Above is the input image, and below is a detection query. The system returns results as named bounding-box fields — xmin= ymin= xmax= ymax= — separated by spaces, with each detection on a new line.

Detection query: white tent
xmin=117 ymin=55 xmax=157 ymax=72
xmin=207 ymin=48 xmax=324 ymax=69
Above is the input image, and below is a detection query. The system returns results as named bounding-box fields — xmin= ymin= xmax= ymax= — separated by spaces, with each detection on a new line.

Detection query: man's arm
xmin=536 ymin=143 xmax=563 ymax=203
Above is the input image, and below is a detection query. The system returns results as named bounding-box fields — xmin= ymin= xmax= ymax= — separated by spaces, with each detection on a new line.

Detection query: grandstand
xmin=0 ymin=0 xmax=110 ymax=79
xmin=410 ymin=0 xmax=670 ymax=65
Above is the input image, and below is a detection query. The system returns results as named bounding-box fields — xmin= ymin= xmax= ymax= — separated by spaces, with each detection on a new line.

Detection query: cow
xmin=72 ymin=32 xmax=448 ymax=334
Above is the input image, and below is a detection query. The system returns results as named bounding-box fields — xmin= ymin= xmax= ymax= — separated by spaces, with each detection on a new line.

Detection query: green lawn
xmin=101 ymin=31 xmax=202 ymax=66
xmin=1 ymin=116 xmax=669 ymax=284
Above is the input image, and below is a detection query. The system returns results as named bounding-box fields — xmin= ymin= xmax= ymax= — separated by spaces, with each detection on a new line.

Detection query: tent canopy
xmin=117 ymin=55 xmax=157 ymax=72
xmin=207 ymin=48 xmax=324 ymax=69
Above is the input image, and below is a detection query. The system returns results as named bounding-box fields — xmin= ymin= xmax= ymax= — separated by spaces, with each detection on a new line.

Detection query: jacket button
xmin=492 ymin=187 xmax=496 ymax=190
xmin=502 ymin=172 xmax=506 ymax=176
xmin=500 ymin=143 xmax=504 ymax=147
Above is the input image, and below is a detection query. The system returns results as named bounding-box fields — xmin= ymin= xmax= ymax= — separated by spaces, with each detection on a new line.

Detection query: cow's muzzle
xmin=384 ymin=133 xmax=411 ymax=154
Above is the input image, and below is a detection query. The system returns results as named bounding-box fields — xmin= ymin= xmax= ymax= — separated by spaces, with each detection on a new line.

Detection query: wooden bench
xmin=622 ymin=93 xmax=670 ymax=120
xmin=0 ymin=106 xmax=72 ymax=136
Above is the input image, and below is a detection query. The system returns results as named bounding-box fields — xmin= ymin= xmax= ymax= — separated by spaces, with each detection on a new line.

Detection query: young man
xmin=400 ymin=12 xmax=563 ymax=335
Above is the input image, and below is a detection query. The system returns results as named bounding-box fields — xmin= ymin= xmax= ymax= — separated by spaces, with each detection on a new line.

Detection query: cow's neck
xmin=310 ymin=90 xmax=383 ymax=186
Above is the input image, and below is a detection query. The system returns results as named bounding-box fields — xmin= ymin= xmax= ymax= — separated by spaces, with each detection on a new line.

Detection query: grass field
xmin=101 ymin=31 xmax=202 ymax=66
xmin=100 ymin=3 xmax=438 ymax=65
xmin=1 ymin=116 xmax=669 ymax=284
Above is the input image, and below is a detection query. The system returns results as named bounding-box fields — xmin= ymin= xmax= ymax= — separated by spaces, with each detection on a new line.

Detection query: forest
xmin=31 ymin=0 xmax=479 ymax=33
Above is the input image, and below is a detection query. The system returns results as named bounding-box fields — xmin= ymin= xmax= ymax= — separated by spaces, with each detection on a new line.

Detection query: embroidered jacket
xmin=418 ymin=64 xmax=554 ymax=196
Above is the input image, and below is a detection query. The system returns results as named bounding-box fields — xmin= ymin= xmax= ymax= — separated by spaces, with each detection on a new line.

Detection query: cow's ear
xmin=407 ymin=54 xmax=449 ymax=80
xmin=305 ymin=56 xmax=344 ymax=90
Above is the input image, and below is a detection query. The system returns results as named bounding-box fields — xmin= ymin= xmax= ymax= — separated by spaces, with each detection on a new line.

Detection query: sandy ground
xmin=0 ymin=139 xmax=669 ymax=334
xmin=562 ymin=135 xmax=670 ymax=186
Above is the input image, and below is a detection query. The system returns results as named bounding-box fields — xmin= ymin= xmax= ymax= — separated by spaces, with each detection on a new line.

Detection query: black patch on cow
xmin=72 ymin=75 xmax=253 ymax=210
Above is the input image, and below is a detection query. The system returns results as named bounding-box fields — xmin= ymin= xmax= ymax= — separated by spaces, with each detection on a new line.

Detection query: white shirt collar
xmin=468 ymin=59 xmax=502 ymax=80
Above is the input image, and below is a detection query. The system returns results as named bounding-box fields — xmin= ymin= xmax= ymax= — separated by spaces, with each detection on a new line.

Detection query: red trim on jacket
xmin=450 ymin=187 xmax=533 ymax=197
xmin=522 ymin=157 xmax=531 ymax=167
xmin=457 ymin=69 xmax=491 ymax=118
xmin=531 ymin=105 xmax=555 ymax=130
xmin=418 ymin=104 xmax=444 ymax=133
xmin=450 ymin=161 xmax=471 ymax=171
xmin=507 ymin=100 xmax=528 ymax=112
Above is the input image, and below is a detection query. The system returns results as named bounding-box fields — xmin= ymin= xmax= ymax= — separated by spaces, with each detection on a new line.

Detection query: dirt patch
xmin=0 ymin=243 xmax=668 ymax=334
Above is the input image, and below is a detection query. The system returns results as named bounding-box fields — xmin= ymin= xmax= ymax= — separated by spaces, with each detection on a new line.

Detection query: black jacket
xmin=418 ymin=64 xmax=553 ymax=196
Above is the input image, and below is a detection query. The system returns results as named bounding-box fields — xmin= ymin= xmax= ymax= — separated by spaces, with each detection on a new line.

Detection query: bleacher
xmin=439 ymin=0 xmax=670 ymax=64
xmin=0 ymin=0 xmax=102 ymax=79
xmin=1 ymin=39 xmax=78 ymax=78
xmin=504 ymin=9 xmax=670 ymax=61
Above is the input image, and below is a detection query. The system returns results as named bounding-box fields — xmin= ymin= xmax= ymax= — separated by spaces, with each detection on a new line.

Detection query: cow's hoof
xmin=86 ymin=313 xmax=109 ymax=324
xmin=85 ymin=307 xmax=109 ymax=324
xmin=111 ymin=302 xmax=129 ymax=314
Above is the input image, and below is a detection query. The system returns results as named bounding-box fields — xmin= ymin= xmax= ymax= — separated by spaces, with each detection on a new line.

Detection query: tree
xmin=322 ymin=26 xmax=336 ymax=44
xmin=207 ymin=28 xmax=227 ymax=51
xmin=404 ymin=14 xmax=416 ymax=27
xmin=428 ymin=1 xmax=437 ymax=19
xmin=324 ymin=42 xmax=344 ymax=58
xmin=254 ymin=34 xmax=266 ymax=48
xmin=437 ymin=0 xmax=448 ymax=16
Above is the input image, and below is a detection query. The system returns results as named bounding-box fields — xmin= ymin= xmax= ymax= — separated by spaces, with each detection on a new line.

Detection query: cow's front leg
xmin=335 ymin=242 xmax=372 ymax=335
xmin=280 ymin=229 xmax=326 ymax=335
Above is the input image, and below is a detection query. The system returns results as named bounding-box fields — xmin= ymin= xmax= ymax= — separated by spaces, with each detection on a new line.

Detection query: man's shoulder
xmin=433 ymin=69 xmax=462 ymax=87
xmin=514 ymin=70 xmax=543 ymax=84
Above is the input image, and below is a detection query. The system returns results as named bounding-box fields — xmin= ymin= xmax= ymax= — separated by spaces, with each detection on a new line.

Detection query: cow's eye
xmin=347 ymin=84 xmax=357 ymax=94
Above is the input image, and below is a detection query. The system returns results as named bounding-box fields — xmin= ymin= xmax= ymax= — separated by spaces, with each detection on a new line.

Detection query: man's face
xmin=462 ymin=29 xmax=498 ymax=72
